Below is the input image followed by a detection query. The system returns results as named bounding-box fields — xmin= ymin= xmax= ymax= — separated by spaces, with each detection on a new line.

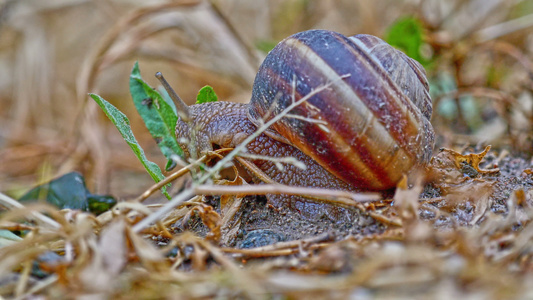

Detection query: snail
xmin=164 ymin=30 xmax=435 ymax=219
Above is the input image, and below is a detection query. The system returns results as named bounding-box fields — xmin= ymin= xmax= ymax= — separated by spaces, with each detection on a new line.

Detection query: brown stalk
xmin=476 ymin=41 xmax=533 ymax=79
xmin=132 ymin=155 xmax=207 ymax=203
xmin=194 ymin=184 xmax=381 ymax=205
xmin=221 ymin=232 xmax=334 ymax=258
xmin=0 ymin=193 xmax=61 ymax=229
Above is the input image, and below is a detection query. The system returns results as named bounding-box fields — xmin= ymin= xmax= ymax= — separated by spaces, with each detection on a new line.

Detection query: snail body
xmin=175 ymin=30 xmax=435 ymax=217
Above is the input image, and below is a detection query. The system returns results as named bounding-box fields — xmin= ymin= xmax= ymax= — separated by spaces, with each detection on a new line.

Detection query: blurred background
xmin=0 ymin=0 xmax=532 ymax=199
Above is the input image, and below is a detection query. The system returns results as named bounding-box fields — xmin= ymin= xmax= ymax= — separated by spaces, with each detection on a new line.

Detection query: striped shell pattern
xmin=248 ymin=30 xmax=435 ymax=190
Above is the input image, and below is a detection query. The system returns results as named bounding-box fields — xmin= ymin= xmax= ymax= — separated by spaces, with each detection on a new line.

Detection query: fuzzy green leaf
xmin=196 ymin=85 xmax=218 ymax=104
xmin=90 ymin=93 xmax=170 ymax=199
xmin=129 ymin=62 xmax=184 ymax=171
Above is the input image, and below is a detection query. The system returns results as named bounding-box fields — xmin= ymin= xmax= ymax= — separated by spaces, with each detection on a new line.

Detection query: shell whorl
xmin=248 ymin=30 xmax=434 ymax=190
xmin=349 ymin=34 xmax=432 ymax=121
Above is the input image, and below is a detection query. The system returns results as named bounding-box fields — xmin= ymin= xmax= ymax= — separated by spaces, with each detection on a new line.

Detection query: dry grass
xmin=1 ymin=0 xmax=533 ymax=298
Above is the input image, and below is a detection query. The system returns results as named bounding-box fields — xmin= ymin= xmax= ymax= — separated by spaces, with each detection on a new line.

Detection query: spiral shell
xmin=248 ymin=30 xmax=434 ymax=190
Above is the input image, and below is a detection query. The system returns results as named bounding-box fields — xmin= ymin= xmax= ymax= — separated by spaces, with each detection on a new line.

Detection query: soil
xmin=172 ymin=148 xmax=533 ymax=248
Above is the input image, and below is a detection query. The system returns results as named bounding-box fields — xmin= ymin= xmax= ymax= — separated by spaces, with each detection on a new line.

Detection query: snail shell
xmin=248 ymin=30 xmax=434 ymax=190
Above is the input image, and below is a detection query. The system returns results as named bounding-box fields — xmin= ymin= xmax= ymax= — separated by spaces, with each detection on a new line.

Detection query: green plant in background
xmin=196 ymin=85 xmax=219 ymax=104
xmin=91 ymin=62 xmax=219 ymax=199
xmin=255 ymin=40 xmax=279 ymax=54
xmin=385 ymin=17 xmax=432 ymax=68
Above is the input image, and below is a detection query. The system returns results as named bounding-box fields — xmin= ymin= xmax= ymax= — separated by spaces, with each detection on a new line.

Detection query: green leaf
xmin=129 ymin=62 xmax=184 ymax=171
xmin=90 ymin=93 xmax=171 ymax=199
xmin=196 ymin=85 xmax=218 ymax=104
xmin=255 ymin=39 xmax=278 ymax=54
xmin=385 ymin=17 xmax=431 ymax=67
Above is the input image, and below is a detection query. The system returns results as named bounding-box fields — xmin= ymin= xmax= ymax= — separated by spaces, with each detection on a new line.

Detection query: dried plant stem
xmin=229 ymin=248 xmax=301 ymax=258
xmin=208 ymin=0 xmax=261 ymax=68
xmin=474 ymin=13 xmax=533 ymax=42
xmin=18 ymin=274 xmax=58 ymax=298
xmin=368 ymin=212 xmax=402 ymax=227
xmin=235 ymin=156 xmax=275 ymax=184
xmin=222 ymin=232 xmax=335 ymax=257
xmin=198 ymin=239 xmax=264 ymax=296
xmin=132 ymin=189 xmax=195 ymax=233
xmin=285 ymin=113 xmax=329 ymax=125
xmin=133 ymin=155 xmax=207 ymax=203
xmin=237 ymin=153 xmax=306 ymax=170
xmin=0 ymin=193 xmax=61 ymax=229
xmin=477 ymin=41 xmax=533 ymax=77
xmin=434 ymin=87 xmax=515 ymax=106
xmin=77 ymin=0 xmax=201 ymax=102
xmin=194 ymin=184 xmax=380 ymax=205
